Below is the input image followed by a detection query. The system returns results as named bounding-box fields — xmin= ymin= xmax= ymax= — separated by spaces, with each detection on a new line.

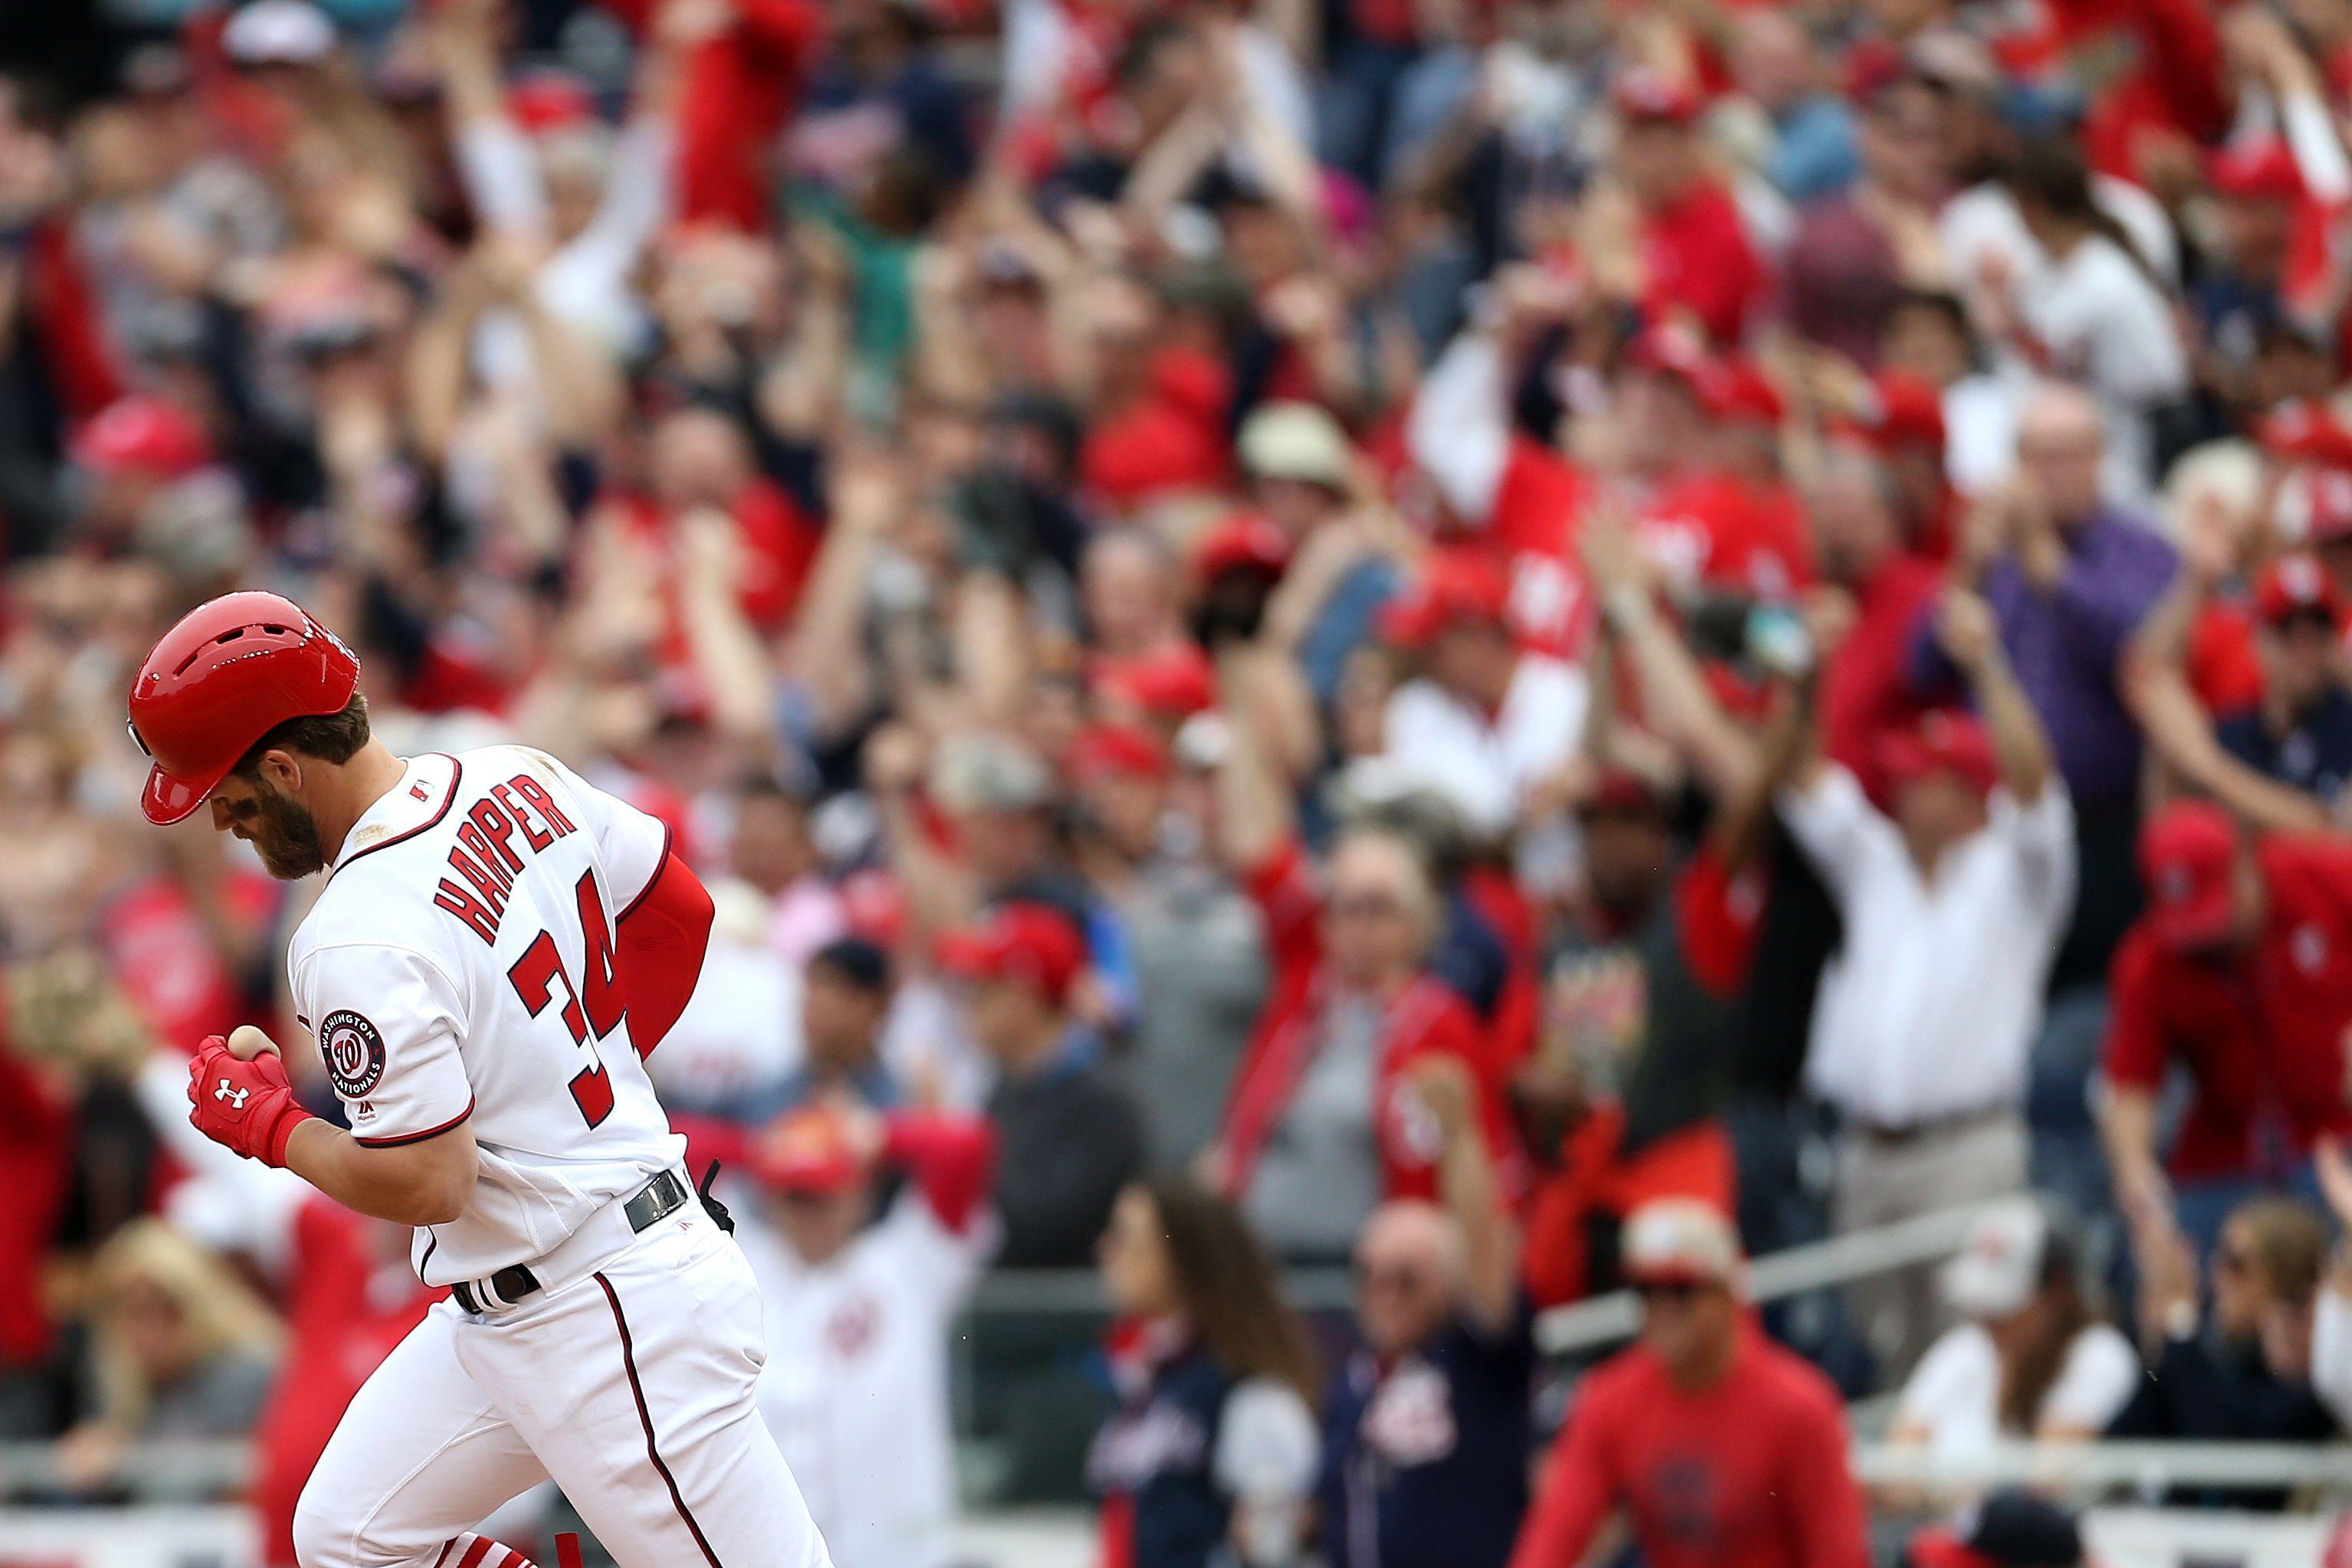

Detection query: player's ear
xmin=257 ymin=748 xmax=304 ymax=795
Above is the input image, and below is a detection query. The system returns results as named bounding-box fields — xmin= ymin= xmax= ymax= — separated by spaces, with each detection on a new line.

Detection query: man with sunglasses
xmin=1511 ymin=1199 xmax=1868 ymax=1568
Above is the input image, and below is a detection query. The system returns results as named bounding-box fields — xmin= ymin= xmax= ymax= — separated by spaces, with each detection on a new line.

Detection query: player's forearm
xmin=285 ymin=1119 xmax=477 ymax=1227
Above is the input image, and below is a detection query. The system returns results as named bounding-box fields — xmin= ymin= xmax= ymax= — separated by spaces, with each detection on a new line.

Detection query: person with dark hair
xmin=1089 ymin=1177 xmax=1322 ymax=1568
xmin=1888 ymin=1199 xmax=2136 ymax=1455
xmin=727 ymin=771 xmax=848 ymax=967
xmin=1986 ymin=142 xmax=2189 ymax=505
xmin=717 ymin=934 xmax=902 ymax=1126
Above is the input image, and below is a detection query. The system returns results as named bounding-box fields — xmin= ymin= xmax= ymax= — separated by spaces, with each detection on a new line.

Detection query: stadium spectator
xmin=1932 ymin=383 xmax=2173 ymax=987
xmin=944 ymin=901 xmax=1142 ymax=1267
xmin=2100 ymin=801 xmax=2352 ymax=1251
xmin=1089 ymin=1177 xmax=1322 ymax=1568
xmin=1888 ymin=1198 xmax=2137 ymax=1458
xmin=731 ymin=935 xmax=903 ymax=1121
xmin=1319 ymin=1054 xmax=1528 ymax=1568
xmin=1784 ymin=587 xmax=2075 ymax=1374
xmin=1509 ymin=1199 xmax=1869 ymax=1568
xmin=2110 ymin=1192 xmax=2337 ymax=1506
xmin=55 ymin=1219 xmax=282 ymax=1497
xmin=1374 ymin=552 xmax=1587 ymax=839
xmin=727 ymin=771 xmax=850 ymax=965
xmin=1073 ymin=719 xmax=1270 ymax=1174
xmin=734 ymin=1100 xmax=997 ymax=1568
xmin=1211 ymin=637 xmax=1503 ymax=1263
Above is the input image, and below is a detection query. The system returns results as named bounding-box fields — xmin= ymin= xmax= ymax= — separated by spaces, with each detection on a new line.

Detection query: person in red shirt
xmin=1510 ymin=1199 xmax=1868 ymax=1568
xmin=1607 ymin=74 xmax=1768 ymax=347
xmin=1807 ymin=448 xmax=1946 ymax=797
xmin=1210 ymin=634 xmax=1508 ymax=1259
xmin=2101 ymin=799 xmax=2352 ymax=1255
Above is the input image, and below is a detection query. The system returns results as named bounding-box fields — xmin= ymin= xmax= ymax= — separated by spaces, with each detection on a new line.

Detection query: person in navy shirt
xmin=1319 ymin=1056 xmax=1531 ymax=1568
xmin=2215 ymin=555 xmax=2352 ymax=810
xmin=1089 ymin=1179 xmax=1322 ymax=1568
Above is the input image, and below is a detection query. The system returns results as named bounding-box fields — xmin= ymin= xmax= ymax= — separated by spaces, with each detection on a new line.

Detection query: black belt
xmin=1852 ymin=1103 xmax=2012 ymax=1144
xmin=450 ymin=1169 xmax=690 ymax=1315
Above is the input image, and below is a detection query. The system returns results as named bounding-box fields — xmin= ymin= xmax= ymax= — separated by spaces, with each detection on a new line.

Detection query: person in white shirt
xmin=1890 ymin=1198 xmax=2137 ymax=1463
xmin=1781 ymin=587 xmax=2075 ymax=1376
xmin=1977 ymin=144 xmax=2188 ymax=509
xmin=732 ymin=1102 xmax=997 ymax=1568
xmin=1375 ymin=554 xmax=1588 ymax=839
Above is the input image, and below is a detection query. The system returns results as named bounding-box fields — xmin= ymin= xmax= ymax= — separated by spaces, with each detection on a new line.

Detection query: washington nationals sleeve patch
xmin=320 ymin=1009 xmax=388 ymax=1099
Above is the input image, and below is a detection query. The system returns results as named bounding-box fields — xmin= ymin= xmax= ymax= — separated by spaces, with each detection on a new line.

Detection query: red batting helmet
xmin=128 ymin=591 xmax=360 ymax=826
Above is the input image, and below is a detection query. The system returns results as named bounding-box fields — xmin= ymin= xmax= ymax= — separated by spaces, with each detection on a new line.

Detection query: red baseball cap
xmin=1834 ymin=373 xmax=1947 ymax=455
xmin=2259 ymin=402 xmax=2352 ymax=469
xmin=937 ymin=902 xmax=1086 ymax=1005
xmin=1875 ymin=709 xmax=1998 ymax=797
xmin=747 ymin=1105 xmax=868 ymax=1195
xmin=1193 ymin=512 xmax=1293 ymax=582
xmin=2209 ymin=139 xmax=2305 ymax=205
xmin=2137 ymin=800 xmax=2242 ymax=953
xmin=2254 ymin=552 xmax=2344 ymax=626
xmin=73 ymin=395 xmax=213 ymax=480
xmin=2307 ymin=470 xmax=2352 ymax=544
xmin=1067 ymin=723 xmax=1169 ymax=784
xmin=1613 ymin=69 xmax=1702 ymax=127
xmin=1094 ymin=645 xmax=1218 ymax=719
xmin=1377 ymin=552 xmax=1514 ymax=650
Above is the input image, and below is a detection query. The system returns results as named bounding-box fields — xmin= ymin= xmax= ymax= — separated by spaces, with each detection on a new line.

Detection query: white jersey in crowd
xmin=287 ymin=746 xmax=686 ymax=1284
xmin=736 ymin=1194 xmax=993 ymax=1568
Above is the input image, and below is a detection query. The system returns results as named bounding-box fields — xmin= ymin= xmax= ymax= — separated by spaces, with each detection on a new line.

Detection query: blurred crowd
xmin=18 ymin=0 xmax=2352 ymax=1563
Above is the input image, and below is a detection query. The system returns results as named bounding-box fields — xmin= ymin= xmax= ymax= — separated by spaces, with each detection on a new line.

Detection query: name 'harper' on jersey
xmin=432 ymin=772 xmax=584 ymax=944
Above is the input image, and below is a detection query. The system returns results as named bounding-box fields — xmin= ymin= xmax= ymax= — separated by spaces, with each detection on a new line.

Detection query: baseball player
xmin=131 ymin=591 xmax=834 ymax=1568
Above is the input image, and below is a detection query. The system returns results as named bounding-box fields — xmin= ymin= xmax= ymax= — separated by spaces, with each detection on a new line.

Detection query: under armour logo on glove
xmin=186 ymin=1035 xmax=316 ymax=1170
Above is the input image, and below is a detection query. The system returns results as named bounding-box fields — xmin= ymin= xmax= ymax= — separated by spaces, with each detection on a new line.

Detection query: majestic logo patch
xmin=319 ymin=1010 xmax=387 ymax=1098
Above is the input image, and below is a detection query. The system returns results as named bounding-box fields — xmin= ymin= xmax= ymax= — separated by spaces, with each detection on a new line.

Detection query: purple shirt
xmin=1918 ymin=509 xmax=2177 ymax=803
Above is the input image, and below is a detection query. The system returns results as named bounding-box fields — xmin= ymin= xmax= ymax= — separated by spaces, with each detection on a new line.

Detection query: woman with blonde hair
xmin=57 ymin=1219 xmax=283 ymax=1494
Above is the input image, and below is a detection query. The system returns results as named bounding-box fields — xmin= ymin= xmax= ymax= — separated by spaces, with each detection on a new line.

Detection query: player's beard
xmin=247 ymin=782 xmax=329 ymax=880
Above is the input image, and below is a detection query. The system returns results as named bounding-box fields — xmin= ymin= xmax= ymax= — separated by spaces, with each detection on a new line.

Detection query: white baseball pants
xmin=293 ymin=1203 xmax=833 ymax=1568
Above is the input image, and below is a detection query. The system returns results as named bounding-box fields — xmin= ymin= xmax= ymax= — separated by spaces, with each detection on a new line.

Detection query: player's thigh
xmin=296 ymin=1305 xmax=549 ymax=1568
xmin=474 ymin=1223 xmax=832 ymax=1568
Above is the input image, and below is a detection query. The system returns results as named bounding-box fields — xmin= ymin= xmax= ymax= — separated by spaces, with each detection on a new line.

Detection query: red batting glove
xmin=185 ymin=1036 xmax=316 ymax=1169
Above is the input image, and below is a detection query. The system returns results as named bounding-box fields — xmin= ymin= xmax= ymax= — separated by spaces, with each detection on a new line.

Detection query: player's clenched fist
xmin=186 ymin=1033 xmax=315 ymax=1168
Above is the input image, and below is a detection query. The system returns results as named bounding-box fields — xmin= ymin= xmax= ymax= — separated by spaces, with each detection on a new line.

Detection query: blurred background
xmin=8 ymin=0 xmax=2352 ymax=1563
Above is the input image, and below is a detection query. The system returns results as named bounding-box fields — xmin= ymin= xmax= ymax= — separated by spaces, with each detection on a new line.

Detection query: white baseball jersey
xmin=289 ymin=746 xmax=686 ymax=1284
